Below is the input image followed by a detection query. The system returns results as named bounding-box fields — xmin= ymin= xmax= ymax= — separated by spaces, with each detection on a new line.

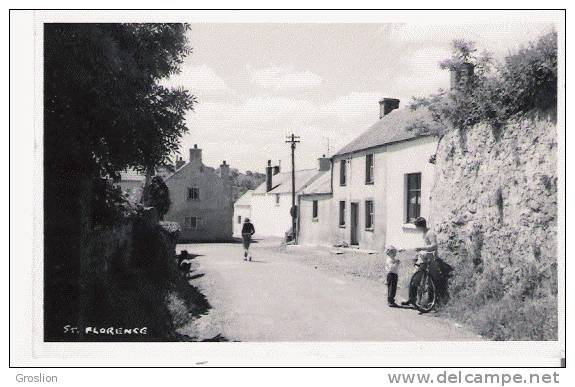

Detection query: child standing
xmin=385 ymin=245 xmax=400 ymax=307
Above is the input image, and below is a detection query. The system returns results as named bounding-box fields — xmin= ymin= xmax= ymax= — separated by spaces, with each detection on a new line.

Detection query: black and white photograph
xmin=9 ymin=7 xmax=566 ymax=370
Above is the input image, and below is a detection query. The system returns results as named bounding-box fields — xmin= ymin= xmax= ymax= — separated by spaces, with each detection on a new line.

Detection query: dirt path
xmin=177 ymin=240 xmax=481 ymax=342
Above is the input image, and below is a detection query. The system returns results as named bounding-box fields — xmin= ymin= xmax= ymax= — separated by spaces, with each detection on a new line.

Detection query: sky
xmin=163 ymin=22 xmax=556 ymax=173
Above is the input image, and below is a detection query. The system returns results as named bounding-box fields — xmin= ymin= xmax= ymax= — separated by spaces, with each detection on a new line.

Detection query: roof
xmin=164 ymin=161 xmax=216 ymax=182
xmin=253 ymin=169 xmax=323 ymax=195
xmin=334 ymin=107 xmax=434 ymax=157
xmin=299 ymin=171 xmax=332 ymax=195
xmin=234 ymin=190 xmax=253 ymax=206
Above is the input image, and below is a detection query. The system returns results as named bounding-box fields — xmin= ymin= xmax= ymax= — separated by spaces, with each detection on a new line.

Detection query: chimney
xmin=219 ymin=160 xmax=230 ymax=180
xmin=318 ymin=154 xmax=331 ymax=171
xmin=379 ymin=98 xmax=400 ymax=119
xmin=450 ymin=62 xmax=474 ymax=91
xmin=175 ymin=156 xmax=185 ymax=170
xmin=189 ymin=144 xmax=202 ymax=164
xmin=266 ymin=160 xmax=273 ymax=192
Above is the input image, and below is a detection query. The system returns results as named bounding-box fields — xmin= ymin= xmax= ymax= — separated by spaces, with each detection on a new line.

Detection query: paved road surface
xmin=177 ymin=240 xmax=481 ymax=342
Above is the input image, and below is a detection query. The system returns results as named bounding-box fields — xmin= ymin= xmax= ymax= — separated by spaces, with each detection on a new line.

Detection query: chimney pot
xmin=318 ymin=156 xmax=331 ymax=172
xmin=379 ymin=98 xmax=400 ymax=119
xmin=189 ymin=146 xmax=202 ymax=164
xmin=175 ymin=155 xmax=185 ymax=170
xmin=266 ymin=161 xmax=274 ymax=192
xmin=450 ymin=62 xmax=475 ymax=91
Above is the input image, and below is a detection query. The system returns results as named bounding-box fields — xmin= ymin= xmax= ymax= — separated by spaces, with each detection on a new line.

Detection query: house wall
xmin=384 ymin=136 xmax=438 ymax=249
xmin=164 ymin=162 xmax=233 ymax=242
xmin=250 ymin=193 xmax=293 ymax=238
xmin=332 ymin=147 xmax=388 ymax=251
xmin=233 ymin=205 xmax=251 ymax=237
xmin=300 ymin=136 xmax=438 ymax=251
xmin=298 ymin=194 xmax=334 ymax=246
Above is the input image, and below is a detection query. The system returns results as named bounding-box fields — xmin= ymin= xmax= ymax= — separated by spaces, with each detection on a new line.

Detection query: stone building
xmin=163 ymin=144 xmax=234 ymax=242
xmin=296 ymin=98 xmax=438 ymax=250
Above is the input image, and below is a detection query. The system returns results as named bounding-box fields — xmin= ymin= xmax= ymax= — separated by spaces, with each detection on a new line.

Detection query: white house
xmin=297 ymin=170 xmax=333 ymax=246
xmin=297 ymin=98 xmax=438 ymax=250
xmin=233 ymin=190 xmax=253 ymax=237
xmin=249 ymin=159 xmax=330 ymax=238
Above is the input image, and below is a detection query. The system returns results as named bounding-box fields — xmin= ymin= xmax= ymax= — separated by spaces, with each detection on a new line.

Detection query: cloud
xmin=163 ymin=64 xmax=232 ymax=93
xmin=320 ymin=92 xmax=384 ymax=122
xmin=248 ymin=65 xmax=322 ymax=89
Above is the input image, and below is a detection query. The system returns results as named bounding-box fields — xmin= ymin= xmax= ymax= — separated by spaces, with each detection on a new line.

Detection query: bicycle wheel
xmin=414 ymin=272 xmax=436 ymax=313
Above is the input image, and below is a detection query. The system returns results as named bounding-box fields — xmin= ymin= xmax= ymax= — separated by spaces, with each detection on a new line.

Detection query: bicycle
xmin=409 ymin=256 xmax=437 ymax=313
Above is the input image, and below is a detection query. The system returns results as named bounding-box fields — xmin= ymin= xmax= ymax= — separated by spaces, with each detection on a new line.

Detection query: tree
xmin=147 ymin=176 xmax=171 ymax=219
xmin=408 ymin=32 xmax=557 ymax=135
xmin=43 ymin=23 xmax=194 ymax=338
xmin=44 ymin=24 xmax=195 ymax=180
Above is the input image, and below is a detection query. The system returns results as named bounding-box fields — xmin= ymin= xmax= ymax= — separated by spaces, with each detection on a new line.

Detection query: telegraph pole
xmin=286 ymin=133 xmax=300 ymax=243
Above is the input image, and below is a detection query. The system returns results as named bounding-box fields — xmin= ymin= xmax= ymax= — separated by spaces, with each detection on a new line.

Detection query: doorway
xmin=350 ymin=202 xmax=359 ymax=246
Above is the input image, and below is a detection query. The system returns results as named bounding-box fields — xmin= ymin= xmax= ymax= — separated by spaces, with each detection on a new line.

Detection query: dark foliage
xmin=409 ymin=32 xmax=557 ymax=134
xmin=44 ymin=23 xmax=194 ymax=340
xmin=147 ymin=176 xmax=171 ymax=218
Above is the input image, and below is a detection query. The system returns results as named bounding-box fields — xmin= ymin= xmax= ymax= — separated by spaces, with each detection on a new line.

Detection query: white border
xmin=10 ymin=8 xmax=566 ymax=367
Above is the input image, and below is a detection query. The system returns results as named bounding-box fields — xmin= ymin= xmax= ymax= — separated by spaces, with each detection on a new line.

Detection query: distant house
xmin=297 ymin=169 xmax=333 ymax=246
xmin=233 ymin=189 xmax=253 ymax=238
xmin=116 ymin=169 xmax=146 ymax=203
xmin=296 ymin=98 xmax=438 ymax=250
xmin=249 ymin=158 xmax=330 ymax=238
xmin=163 ymin=144 xmax=234 ymax=242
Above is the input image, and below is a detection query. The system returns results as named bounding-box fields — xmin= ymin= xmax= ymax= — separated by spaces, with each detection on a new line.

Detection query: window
xmin=275 ymin=194 xmax=280 ymax=205
xmin=184 ymin=216 xmax=201 ymax=230
xmin=237 ymin=215 xmax=242 ymax=224
xmin=312 ymin=200 xmax=318 ymax=219
xmin=365 ymin=200 xmax=374 ymax=229
xmin=406 ymin=173 xmax=422 ymax=223
xmin=187 ymin=187 xmax=200 ymax=200
xmin=365 ymin=154 xmax=374 ymax=184
xmin=339 ymin=160 xmax=347 ymax=186
xmin=339 ymin=201 xmax=346 ymax=226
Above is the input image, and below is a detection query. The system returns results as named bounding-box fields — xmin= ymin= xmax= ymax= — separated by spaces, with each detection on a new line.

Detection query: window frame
xmin=365 ymin=200 xmax=374 ymax=230
xmin=365 ymin=154 xmax=374 ymax=184
xmin=187 ymin=187 xmax=200 ymax=201
xmin=184 ymin=216 xmax=199 ymax=230
xmin=312 ymin=200 xmax=319 ymax=220
xmin=339 ymin=201 xmax=346 ymax=227
xmin=406 ymin=173 xmax=422 ymax=223
xmin=339 ymin=159 xmax=347 ymax=186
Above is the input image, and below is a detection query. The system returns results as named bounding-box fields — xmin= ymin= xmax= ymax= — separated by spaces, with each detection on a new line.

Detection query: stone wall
xmin=430 ymin=111 xmax=558 ymax=340
xmin=71 ymin=208 xmax=181 ymax=341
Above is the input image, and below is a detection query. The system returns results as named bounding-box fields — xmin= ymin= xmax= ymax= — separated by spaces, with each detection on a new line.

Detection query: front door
xmin=350 ymin=202 xmax=359 ymax=245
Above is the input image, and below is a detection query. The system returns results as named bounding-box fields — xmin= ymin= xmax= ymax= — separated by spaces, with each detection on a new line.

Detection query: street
xmin=176 ymin=239 xmax=481 ymax=342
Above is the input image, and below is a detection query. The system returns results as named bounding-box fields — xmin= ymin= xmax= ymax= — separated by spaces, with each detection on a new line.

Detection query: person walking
xmin=241 ymin=218 xmax=255 ymax=262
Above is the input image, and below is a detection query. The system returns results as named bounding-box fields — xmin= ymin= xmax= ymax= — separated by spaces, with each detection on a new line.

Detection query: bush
xmin=92 ymin=178 xmax=142 ymax=226
xmin=409 ymin=32 xmax=557 ymax=134
xmin=441 ymin=257 xmax=558 ymax=341
xmin=147 ymin=175 xmax=171 ymax=218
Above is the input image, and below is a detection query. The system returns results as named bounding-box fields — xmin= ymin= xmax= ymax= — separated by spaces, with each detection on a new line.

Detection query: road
xmin=177 ymin=240 xmax=481 ymax=342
